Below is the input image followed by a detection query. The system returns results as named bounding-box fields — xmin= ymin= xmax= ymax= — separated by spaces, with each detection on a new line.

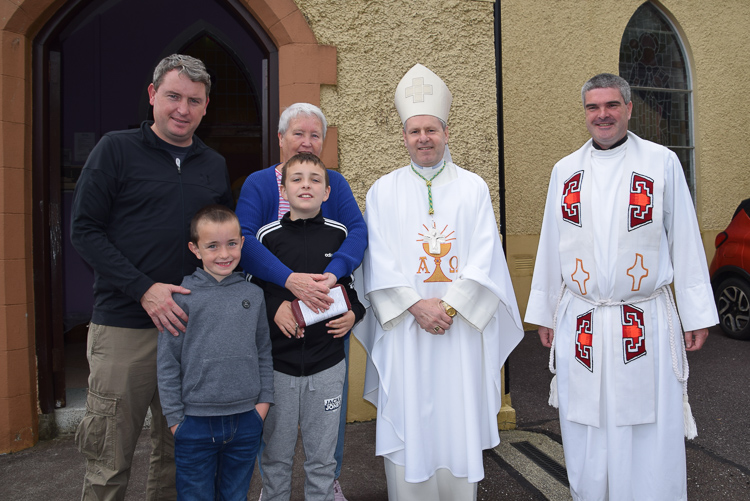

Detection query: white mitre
xmin=395 ymin=63 xmax=452 ymax=125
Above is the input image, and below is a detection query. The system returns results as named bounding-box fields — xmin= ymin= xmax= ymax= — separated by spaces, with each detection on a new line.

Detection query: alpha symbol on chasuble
xmin=575 ymin=309 xmax=594 ymax=372
xmin=628 ymin=172 xmax=654 ymax=231
xmin=416 ymin=221 xmax=456 ymax=282
xmin=621 ymin=304 xmax=647 ymax=363
xmin=561 ymin=170 xmax=584 ymax=226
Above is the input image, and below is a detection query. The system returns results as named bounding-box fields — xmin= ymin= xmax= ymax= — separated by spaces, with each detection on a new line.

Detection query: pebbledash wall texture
xmin=297 ymin=0 xmax=502 ymax=214
xmin=293 ymin=0 xmax=506 ymax=424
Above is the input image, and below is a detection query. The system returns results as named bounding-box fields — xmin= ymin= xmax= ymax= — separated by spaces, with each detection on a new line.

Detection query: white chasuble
xmin=357 ymin=161 xmax=523 ymax=484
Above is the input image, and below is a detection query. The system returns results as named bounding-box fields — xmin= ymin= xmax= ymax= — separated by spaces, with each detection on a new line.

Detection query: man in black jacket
xmin=71 ymin=54 xmax=232 ymax=500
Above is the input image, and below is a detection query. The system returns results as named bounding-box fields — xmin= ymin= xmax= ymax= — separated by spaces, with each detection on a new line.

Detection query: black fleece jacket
xmin=70 ymin=121 xmax=232 ymax=329
xmin=253 ymin=211 xmax=366 ymax=376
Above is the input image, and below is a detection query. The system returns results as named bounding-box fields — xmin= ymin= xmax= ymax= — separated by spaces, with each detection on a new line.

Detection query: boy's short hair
xmin=190 ymin=205 xmax=240 ymax=244
xmin=281 ymin=152 xmax=329 ymax=188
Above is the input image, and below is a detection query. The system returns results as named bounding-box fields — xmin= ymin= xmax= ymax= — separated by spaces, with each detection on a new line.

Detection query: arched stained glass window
xmin=619 ymin=3 xmax=694 ymax=195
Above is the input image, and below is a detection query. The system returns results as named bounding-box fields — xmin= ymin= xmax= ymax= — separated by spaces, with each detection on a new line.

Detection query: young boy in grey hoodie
xmin=157 ymin=205 xmax=273 ymax=500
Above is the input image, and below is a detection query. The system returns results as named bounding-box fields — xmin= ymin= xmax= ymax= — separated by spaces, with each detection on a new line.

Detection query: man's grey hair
xmin=402 ymin=117 xmax=447 ymax=132
xmin=278 ymin=103 xmax=328 ymax=140
xmin=581 ymin=73 xmax=631 ymax=105
xmin=153 ymin=54 xmax=211 ymax=96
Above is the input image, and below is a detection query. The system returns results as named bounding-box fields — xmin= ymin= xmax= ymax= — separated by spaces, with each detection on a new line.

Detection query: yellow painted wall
xmin=501 ymin=0 xmax=750 ymax=320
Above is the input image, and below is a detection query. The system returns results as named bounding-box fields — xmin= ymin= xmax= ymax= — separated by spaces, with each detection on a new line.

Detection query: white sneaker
xmin=333 ymin=480 xmax=348 ymax=501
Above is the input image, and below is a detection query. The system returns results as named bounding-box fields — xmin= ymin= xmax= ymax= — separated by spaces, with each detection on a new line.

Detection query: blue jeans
xmin=174 ymin=410 xmax=263 ymax=501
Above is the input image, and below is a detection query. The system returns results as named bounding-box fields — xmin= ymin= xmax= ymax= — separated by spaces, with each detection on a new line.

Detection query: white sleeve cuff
xmin=367 ymin=286 xmax=422 ymax=330
xmin=442 ymin=278 xmax=500 ymax=333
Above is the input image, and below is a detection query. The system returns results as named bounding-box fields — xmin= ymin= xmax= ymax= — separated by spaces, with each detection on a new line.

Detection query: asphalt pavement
xmin=1 ymin=326 xmax=748 ymax=500
xmin=505 ymin=325 xmax=750 ymax=500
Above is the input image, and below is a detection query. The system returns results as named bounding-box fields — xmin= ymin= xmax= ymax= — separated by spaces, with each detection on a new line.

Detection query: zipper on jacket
xmin=177 ymin=156 xmax=186 ymax=275
xmin=300 ymin=336 xmax=306 ymax=376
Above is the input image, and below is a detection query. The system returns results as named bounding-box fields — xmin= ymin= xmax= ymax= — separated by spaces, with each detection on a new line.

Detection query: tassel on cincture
xmin=683 ymin=394 xmax=697 ymax=440
xmin=548 ymin=375 xmax=559 ymax=408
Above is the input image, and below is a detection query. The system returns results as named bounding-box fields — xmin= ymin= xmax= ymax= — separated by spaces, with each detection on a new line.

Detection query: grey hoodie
xmin=157 ymin=268 xmax=273 ymax=427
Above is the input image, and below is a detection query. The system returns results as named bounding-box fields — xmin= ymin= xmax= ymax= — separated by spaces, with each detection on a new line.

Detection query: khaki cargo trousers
xmin=76 ymin=323 xmax=176 ymax=501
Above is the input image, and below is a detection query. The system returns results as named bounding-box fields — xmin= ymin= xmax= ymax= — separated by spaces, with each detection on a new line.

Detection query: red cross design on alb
xmin=561 ymin=171 xmax=584 ymax=227
xmin=621 ymin=304 xmax=647 ymax=363
xmin=575 ymin=309 xmax=594 ymax=372
xmin=628 ymin=172 xmax=654 ymax=231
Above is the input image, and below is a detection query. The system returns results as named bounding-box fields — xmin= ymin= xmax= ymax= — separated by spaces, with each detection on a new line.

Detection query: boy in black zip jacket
xmin=253 ymin=152 xmax=365 ymax=501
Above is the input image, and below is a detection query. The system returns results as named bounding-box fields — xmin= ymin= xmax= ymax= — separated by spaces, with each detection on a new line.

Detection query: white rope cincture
xmin=546 ymin=284 xmax=696 ymax=439
xmin=662 ymin=286 xmax=697 ymax=439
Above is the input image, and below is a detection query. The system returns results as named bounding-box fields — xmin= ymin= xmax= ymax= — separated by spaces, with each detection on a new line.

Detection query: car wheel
xmin=715 ymin=277 xmax=750 ymax=340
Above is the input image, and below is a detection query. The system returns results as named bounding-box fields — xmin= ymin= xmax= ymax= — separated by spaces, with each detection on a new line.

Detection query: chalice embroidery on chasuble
xmin=417 ymin=221 xmax=456 ymax=283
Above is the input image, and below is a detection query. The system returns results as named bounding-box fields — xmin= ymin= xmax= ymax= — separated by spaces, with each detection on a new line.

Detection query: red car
xmin=709 ymin=198 xmax=750 ymax=340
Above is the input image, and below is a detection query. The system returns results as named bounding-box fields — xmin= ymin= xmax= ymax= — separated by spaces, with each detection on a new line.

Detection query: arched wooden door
xmin=32 ymin=0 xmax=278 ymax=413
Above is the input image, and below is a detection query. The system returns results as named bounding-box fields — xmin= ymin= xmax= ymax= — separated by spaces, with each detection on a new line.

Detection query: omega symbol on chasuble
xmin=561 ymin=170 xmax=584 ymax=226
xmin=416 ymin=221 xmax=457 ymax=283
xmin=575 ymin=310 xmax=595 ymax=372
xmin=621 ymin=304 xmax=647 ymax=363
xmin=628 ymin=172 xmax=654 ymax=231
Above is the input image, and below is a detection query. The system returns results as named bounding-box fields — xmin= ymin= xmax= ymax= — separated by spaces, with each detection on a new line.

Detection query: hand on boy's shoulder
xmin=140 ymin=282 xmax=191 ymax=336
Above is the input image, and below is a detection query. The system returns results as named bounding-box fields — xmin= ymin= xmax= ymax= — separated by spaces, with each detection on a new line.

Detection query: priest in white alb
xmin=525 ymin=73 xmax=718 ymax=501
xmin=356 ymin=63 xmax=524 ymax=500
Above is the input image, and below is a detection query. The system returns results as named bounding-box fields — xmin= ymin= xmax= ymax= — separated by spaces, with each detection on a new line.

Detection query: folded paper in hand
xmin=291 ymin=284 xmax=352 ymax=328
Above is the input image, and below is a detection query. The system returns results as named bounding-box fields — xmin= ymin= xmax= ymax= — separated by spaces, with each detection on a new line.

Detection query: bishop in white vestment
xmin=525 ymin=74 xmax=718 ymax=501
xmin=356 ymin=63 xmax=523 ymax=501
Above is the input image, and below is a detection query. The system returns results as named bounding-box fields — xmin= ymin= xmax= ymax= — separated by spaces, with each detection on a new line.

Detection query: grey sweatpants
xmin=261 ymin=359 xmax=346 ymax=501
